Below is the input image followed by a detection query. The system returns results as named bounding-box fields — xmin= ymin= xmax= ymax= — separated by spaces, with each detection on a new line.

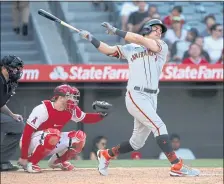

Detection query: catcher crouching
xmin=17 ymin=84 xmax=112 ymax=173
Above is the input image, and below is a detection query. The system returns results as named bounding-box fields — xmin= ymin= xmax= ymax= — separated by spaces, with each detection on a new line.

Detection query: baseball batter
xmin=17 ymin=84 xmax=111 ymax=173
xmin=78 ymin=19 xmax=200 ymax=177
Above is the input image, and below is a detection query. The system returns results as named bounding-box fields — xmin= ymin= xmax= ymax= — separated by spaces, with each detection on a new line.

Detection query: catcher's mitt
xmin=92 ymin=101 xmax=112 ymax=117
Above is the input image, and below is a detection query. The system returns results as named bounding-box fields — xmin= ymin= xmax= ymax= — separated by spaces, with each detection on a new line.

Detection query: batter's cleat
xmin=170 ymin=159 xmax=200 ymax=177
xmin=26 ymin=162 xmax=42 ymax=173
xmin=49 ymin=161 xmax=75 ymax=171
xmin=97 ymin=149 xmax=112 ymax=176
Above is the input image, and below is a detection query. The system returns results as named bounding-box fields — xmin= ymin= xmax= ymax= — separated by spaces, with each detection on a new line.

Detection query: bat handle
xmin=61 ymin=21 xmax=80 ymax=33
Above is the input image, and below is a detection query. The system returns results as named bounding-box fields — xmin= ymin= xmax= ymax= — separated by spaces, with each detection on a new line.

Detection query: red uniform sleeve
xmin=73 ymin=106 xmax=103 ymax=124
xmin=20 ymin=124 xmax=35 ymax=159
xmin=82 ymin=113 xmax=103 ymax=124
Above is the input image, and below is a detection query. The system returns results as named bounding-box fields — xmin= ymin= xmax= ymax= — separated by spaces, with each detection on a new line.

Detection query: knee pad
xmin=43 ymin=128 xmax=61 ymax=150
xmin=68 ymin=130 xmax=86 ymax=153
xmin=68 ymin=130 xmax=86 ymax=142
xmin=129 ymin=135 xmax=145 ymax=150
xmin=28 ymin=129 xmax=61 ymax=165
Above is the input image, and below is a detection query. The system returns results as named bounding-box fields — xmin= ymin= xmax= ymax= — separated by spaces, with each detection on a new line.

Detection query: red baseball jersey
xmin=27 ymin=100 xmax=85 ymax=131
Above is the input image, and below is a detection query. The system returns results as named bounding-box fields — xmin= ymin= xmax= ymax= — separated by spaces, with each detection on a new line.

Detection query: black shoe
xmin=22 ymin=24 xmax=28 ymax=36
xmin=13 ymin=27 xmax=20 ymax=34
xmin=0 ymin=162 xmax=19 ymax=172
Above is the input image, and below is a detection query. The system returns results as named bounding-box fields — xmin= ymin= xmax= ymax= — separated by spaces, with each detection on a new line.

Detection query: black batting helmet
xmin=139 ymin=19 xmax=167 ymax=36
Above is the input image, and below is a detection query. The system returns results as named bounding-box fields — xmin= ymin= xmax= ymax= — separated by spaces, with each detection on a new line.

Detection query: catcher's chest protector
xmin=37 ymin=100 xmax=72 ymax=131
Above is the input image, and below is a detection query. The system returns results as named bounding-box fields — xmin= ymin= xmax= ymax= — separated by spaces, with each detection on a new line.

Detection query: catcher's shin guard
xmin=28 ymin=128 xmax=61 ymax=165
xmin=48 ymin=130 xmax=86 ymax=171
xmin=68 ymin=130 xmax=86 ymax=153
xmin=48 ymin=149 xmax=77 ymax=171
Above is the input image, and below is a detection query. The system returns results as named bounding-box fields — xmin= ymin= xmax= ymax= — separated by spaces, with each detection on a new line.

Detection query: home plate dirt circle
xmin=1 ymin=168 xmax=223 ymax=184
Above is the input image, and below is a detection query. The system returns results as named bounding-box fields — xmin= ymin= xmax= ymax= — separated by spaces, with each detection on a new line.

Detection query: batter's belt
xmin=134 ymin=86 xmax=158 ymax=94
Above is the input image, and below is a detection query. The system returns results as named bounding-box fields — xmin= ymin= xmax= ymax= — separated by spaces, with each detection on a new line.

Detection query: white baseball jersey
xmin=117 ymin=40 xmax=168 ymax=90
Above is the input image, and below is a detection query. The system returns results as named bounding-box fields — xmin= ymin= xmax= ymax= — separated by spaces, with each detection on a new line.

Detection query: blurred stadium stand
xmin=1 ymin=1 xmax=69 ymax=64
xmin=1 ymin=1 xmax=222 ymax=64
xmin=49 ymin=2 xmax=122 ymax=64
xmin=48 ymin=1 xmax=222 ymax=64
xmin=1 ymin=2 xmax=43 ymax=64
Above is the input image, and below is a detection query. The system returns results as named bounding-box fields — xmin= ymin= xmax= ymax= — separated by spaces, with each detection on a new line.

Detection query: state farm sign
xmin=20 ymin=69 xmax=40 ymax=80
xmin=19 ymin=64 xmax=223 ymax=82
xmin=49 ymin=66 xmax=129 ymax=81
xmin=161 ymin=65 xmax=223 ymax=81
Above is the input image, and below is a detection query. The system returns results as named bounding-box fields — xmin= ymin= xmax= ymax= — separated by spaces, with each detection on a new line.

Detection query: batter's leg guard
xmin=48 ymin=130 xmax=86 ymax=171
xmin=108 ymin=141 xmax=134 ymax=157
xmin=156 ymin=134 xmax=179 ymax=164
xmin=27 ymin=128 xmax=61 ymax=172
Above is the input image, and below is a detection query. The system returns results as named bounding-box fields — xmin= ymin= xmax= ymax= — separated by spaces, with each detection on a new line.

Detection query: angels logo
xmin=31 ymin=117 xmax=38 ymax=124
xmin=49 ymin=66 xmax=69 ymax=80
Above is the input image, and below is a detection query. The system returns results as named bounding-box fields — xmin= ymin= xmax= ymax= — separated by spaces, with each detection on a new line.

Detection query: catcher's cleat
xmin=26 ymin=162 xmax=42 ymax=173
xmin=170 ymin=159 xmax=200 ymax=177
xmin=97 ymin=149 xmax=112 ymax=176
xmin=49 ymin=161 xmax=75 ymax=171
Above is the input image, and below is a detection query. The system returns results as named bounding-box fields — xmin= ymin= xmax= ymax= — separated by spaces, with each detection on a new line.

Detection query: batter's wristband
xmin=115 ymin=29 xmax=127 ymax=38
xmin=91 ymin=36 xmax=100 ymax=48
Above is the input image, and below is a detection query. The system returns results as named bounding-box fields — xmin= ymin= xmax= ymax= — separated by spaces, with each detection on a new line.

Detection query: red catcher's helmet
xmin=52 ymin=84 xmax=80 ymax=113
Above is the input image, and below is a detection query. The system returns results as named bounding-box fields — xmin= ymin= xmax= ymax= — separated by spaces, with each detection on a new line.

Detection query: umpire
xmin=0 ymin=55 xmax=25 ymax=171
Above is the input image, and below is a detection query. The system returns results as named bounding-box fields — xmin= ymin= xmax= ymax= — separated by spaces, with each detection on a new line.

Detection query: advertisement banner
xmin=19 ymin=64 xmax=223 ymax=82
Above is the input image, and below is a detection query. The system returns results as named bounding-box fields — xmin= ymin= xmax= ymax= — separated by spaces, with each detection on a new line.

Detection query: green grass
xmin=13 ymin=159 xmax=223 ymax=168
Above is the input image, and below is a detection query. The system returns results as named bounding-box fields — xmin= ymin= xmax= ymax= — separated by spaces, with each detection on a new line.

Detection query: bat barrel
xmin=38 ymin=9 xmax=61 ymax=23
xmin=38 ymin=9 xmax=80 ymax=33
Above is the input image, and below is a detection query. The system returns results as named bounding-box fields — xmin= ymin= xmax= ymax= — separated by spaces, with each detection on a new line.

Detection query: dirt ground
xmin=1 ymin=167 xmax=223 ymax=184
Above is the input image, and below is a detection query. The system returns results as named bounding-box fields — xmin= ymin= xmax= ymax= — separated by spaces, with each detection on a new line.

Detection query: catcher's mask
xmin=0 ymin=55 xmax=24 ymax=82
xmin=52 ymin=84 xmax=80 ymax=113
xmin=139 ymin=19 xmax=167 ymax=36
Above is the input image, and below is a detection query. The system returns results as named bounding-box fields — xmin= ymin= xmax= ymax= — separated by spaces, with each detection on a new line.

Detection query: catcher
xmin=17 ymin=84 xmax=112 ymax=173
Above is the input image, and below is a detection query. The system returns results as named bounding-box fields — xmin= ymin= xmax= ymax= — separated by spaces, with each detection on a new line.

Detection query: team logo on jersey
xmin=31 ymin=117 xmax=38 ymax=124
xmin=131 ymin=49 xmax=156 ymax=62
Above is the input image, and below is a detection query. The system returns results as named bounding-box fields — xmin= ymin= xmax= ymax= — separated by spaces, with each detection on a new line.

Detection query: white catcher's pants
xmin=125 ymin=90 xmax=168 ymax=150
xmin=20 ymin=131 xmax=78 ymax=157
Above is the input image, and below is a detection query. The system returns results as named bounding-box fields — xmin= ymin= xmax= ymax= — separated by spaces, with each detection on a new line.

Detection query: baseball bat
xmin=38 ymin=9 xmax=80 ymax=33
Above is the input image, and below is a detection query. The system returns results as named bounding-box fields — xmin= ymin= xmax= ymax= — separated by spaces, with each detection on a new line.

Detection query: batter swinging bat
xmin=38 ymin=9 xmax=80 ymax=33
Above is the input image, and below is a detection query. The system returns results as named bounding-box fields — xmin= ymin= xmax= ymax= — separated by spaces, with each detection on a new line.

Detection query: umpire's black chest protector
xmin=0 ymin=73 xmax=12 ymax=108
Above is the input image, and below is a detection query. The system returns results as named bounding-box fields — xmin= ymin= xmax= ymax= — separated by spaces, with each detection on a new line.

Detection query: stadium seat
xmin=201 ymin=2 xmax=218 ymax=7
xmin=182 ymin=6 xmax=196 ymax=14
xmin=205 ymin=7 xmax=221 ymax=15
xmin=215 ymin=14 xmax=223 ymax=24
xmin=185 ymin=14 xmax=203 ymax=22
xmin=158 ymin=5 xmax=172 ymax=15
